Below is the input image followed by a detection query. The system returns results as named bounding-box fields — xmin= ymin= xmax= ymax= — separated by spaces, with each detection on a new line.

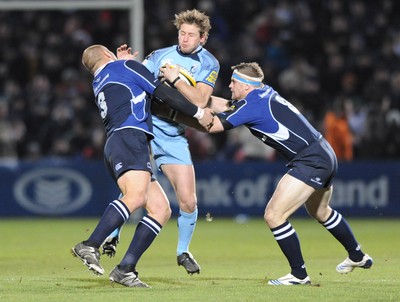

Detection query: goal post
xmin=0 ymin=0 xmax=144 ymax=60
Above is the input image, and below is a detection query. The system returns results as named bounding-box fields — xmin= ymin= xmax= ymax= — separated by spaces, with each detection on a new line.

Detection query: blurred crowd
xmin=1 ymin=0 xmax=400 ymax=164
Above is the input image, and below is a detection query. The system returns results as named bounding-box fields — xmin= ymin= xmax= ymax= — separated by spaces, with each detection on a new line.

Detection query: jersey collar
xmin=94 ymin=62 xmax=111 ymax=77
xmin=177 ymin=45 xmax=203 ymax=55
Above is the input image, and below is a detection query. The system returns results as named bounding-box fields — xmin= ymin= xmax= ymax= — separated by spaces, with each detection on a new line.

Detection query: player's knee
xmin=306 ymin=205 xmax=331 ymax=222
xmin=178 ymin=195 xmax=197 ymax=213
xmin=164 ymin=205 xmax=172 ymax=221
xmin=264 ymin=207 xmax=288 ymax=228
xmin=264 ymin=209 xmax=276 ymax=227
xmin=147 ymin=204 xmax=171 ymax=226
xmin=315 ymin=208 xmax=332 ymax=222
xmin=158 ymin=206 xmax=172 ymax=226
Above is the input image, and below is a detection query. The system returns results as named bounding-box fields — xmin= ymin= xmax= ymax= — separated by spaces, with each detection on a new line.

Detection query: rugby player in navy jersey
xmin=199 ymin=62 xmax=373 ymax=285
xmin=103 ymin=9 xmax=219 ymax=275
xmin=71 ymin=44 xmax=214 ymax=288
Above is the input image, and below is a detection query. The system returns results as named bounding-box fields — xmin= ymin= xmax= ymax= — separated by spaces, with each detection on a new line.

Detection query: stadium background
xmin=0 ymin=0 xmax=399 ymax=218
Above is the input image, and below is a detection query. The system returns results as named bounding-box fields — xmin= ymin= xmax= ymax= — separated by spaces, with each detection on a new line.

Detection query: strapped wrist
xmin=193 ymin=107 xmax=205 ymax=119
xmin=171 ymin=77 xmax=181 ymax=87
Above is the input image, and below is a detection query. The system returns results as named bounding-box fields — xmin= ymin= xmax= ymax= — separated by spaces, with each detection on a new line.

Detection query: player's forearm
xmin=172 ymin=112 xmax=225 ymax=133
xmin=175 ymin=82 xmax=212 ymax=108
xmin=150 ymin=101 xmax=207 ymax=132
xmin=207 ymin=116 xmax=225 ymax=133
xmin=153 ymin=84 xmax=204 ymax=118
xmin=208 ymin=96 xmax=230 ymax=113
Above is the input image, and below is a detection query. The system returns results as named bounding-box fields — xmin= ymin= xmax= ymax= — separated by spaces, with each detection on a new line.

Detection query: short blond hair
xmin=173 ymin=9 xmax=211 ymax=43
xmin=231 ymin=62 xmax=264 ymax=80
xmin=82 ymin=45 xmax=106 ymax=74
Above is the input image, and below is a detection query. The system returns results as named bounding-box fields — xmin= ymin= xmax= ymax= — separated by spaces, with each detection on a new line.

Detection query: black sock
xmin=87 ymin=199 xmax=130 ymax=247
xmin=321 ymin=210 xmax=364 ymax=262
xmin=270 ymin=221 xmax=308 ymax=279
xmin=119 ymin=215 xmax=162 ymax=269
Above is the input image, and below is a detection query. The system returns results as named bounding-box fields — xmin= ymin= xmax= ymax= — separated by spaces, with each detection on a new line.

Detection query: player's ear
xmin=200 ymin=32 xmax=208 ymax=45
xmin=103 ymin=49 xmax=115 ymax=60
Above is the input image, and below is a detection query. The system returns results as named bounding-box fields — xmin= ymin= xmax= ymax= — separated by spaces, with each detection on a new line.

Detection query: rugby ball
xmin=163 ymin=65 xmax=196 ymax=87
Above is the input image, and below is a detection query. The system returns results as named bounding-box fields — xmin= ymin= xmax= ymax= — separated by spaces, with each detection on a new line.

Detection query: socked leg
xmin=264 ymin=174 xmax=315 ymax=280
xmin=162 ymin=164 xmax=198 ymax=255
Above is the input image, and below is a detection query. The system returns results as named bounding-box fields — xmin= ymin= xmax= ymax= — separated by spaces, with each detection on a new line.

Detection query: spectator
xmin=323 ymin=99 xmax=353 ymax=161
xmin=1 ymin=1 xmax=400 ymax=161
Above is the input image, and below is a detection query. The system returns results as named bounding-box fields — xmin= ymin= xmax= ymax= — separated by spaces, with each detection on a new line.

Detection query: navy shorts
xmin=287 ymin=138 xmax=338 ymax=189
xmin=103 ymin=128 xmax=153 ymax=182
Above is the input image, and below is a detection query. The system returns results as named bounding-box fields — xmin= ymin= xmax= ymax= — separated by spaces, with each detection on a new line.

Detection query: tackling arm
xmin=152 ymin=84 xmax=214 ymax=128
xmin=161 ymin=64 xmax=213 ymax=108
xmin=206 ymin=115 xmax=225 ymax=133
xmin=207 ymin=96 xmax=230 ymax=113
xmin=153 ymin=84 xmax=200 ymax=117
xmin=151 ymin=95 xmax=231 ymax=132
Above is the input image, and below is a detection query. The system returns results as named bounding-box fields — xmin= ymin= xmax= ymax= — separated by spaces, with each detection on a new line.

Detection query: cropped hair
xmin=82 ymin=45 xmax=105 ymax=74
xmin=231 ymin=62 xmax=264 ymax=80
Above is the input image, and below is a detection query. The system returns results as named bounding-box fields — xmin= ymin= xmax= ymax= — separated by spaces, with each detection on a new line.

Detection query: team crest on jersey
xmin=220 ymin=103 xmax=236 ymax=115
xmin=190 ymin=64 xmax=199 ymax=74
xmin=225 ymin=100 xmax=237 ymax=112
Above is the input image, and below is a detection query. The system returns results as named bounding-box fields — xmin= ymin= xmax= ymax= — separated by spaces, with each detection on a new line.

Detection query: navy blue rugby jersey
xmin=92 ymin=60 xmax=160 ymax=138
xmin=218 ymin=85 xmax=323 ymax=161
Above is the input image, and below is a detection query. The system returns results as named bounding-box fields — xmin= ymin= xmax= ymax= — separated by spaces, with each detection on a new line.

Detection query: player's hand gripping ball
xmin=163 ymin=65 xmax=196 ymax=87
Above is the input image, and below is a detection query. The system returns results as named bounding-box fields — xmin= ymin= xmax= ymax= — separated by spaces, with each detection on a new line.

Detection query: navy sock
xmin=86 ymin=200 xmax=130 ymax=248
xmin=321 ymin=210 xmax=364 ymax=262
xmin=119 ymin=215 xmax=162 ymax=271
xmin=270 ymin=221 xmax=308 ymax=279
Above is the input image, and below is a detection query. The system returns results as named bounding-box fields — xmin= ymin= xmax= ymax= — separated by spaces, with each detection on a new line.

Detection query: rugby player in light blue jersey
xmin=103 ymin=9 xmax=219 ymax=275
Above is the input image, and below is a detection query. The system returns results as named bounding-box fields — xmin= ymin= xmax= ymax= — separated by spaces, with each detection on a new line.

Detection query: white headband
xmin=232 ymin=70 xmax=263 ymax=85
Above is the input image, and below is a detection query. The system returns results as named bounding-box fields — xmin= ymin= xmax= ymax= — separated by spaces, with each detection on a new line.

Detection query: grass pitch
xmin=1 ymin=217 xmax=399 ymax=301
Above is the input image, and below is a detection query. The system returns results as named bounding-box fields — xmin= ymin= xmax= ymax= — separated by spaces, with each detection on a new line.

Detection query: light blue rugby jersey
xmin=143 ymin=45 xmax=219 ymax=136
xmin=218 ymin=85 xmax=323 ymax=161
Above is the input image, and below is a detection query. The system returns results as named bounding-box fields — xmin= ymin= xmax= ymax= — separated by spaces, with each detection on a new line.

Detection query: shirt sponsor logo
xmin=206 ymin=70 xmax=218 ymax=85
xmin=94 ymin=73 xmax=110 ymax=95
